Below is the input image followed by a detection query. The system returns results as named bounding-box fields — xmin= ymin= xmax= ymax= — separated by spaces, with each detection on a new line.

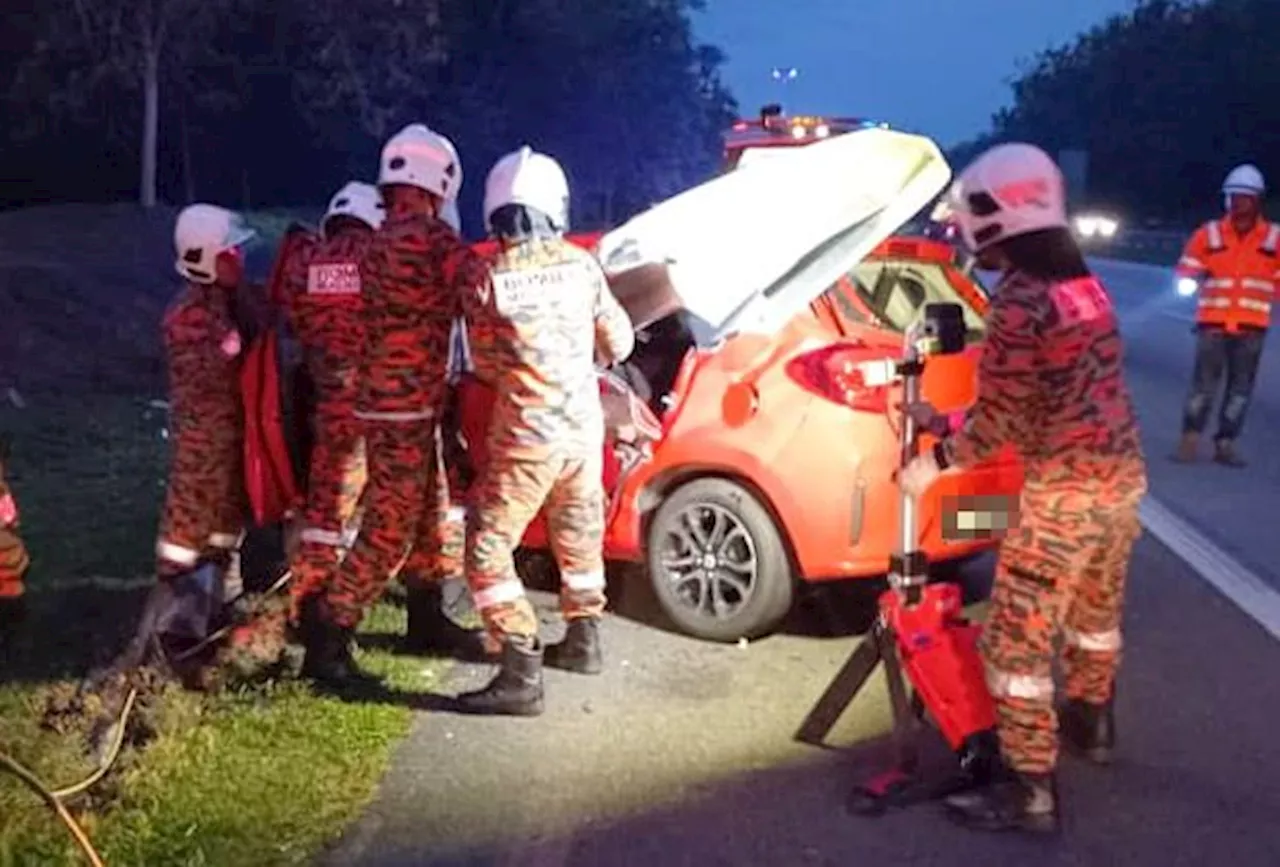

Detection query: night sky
xmin=694 ymin=0 xmax=1136 ymax=146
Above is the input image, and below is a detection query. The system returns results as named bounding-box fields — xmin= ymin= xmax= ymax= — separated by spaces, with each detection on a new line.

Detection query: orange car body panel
xmin=457 ymin=231 xmax=1024 ymax=582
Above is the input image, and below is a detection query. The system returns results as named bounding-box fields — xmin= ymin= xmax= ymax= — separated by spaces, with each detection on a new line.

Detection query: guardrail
xmin=1082 ymin=228 xmax=1187 ymax=265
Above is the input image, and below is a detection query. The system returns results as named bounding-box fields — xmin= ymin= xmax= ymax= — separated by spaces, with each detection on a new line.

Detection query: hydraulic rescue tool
xmin=795 ymin=300 xmax=1002 ymax=815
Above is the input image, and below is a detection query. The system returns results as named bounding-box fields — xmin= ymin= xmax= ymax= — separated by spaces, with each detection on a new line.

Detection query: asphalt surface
xmin=320 ymin=536 xmax=1280 ymax=867
xmin=1089 ymin=258 xmax=1280 ymax=586
xmin=316 ymin=257 xmax=1280 ymax=866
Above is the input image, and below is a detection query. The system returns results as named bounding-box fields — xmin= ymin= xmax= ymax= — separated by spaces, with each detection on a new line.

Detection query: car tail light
xmin=787 ymin=344 xmax=896 ymax=413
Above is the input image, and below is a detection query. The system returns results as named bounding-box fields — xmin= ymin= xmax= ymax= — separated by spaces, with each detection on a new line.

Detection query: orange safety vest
xmin=1176 ymin=218 xmax=1280 ymax=331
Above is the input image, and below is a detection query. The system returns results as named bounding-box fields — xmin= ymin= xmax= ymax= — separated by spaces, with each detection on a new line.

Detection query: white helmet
xmin=174 ymin=204 xmax=255 ymax=284
xmin=378 ymin=123 xmax=462 ymax=201
xmin=322 ymin=181 xmax=385 ymax=236
xmin=947 ymin=142 xmax=1068 ymax=252
xmin=483 ymin=146 xmax=570 ymax=231
xmin=440 ymin=197 xmax=462 ymax=234
xmin=1222 ymin=164 xmax=1265 ymax=202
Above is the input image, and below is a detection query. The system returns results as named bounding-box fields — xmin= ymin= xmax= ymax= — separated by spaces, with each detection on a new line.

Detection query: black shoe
xmin=401 ymin=583 xmax=492 ymax=662
xmin=1060 ymin=696 xmax=1115 ymax=765
xmin=944 ymin=770 xmax=1059 ymax=834
xmin=453 ymin=637 xmax=545 ymax=717
xmin=298 ymin=598 xmax=382 ymax=690
xmin=544 ymin=617 xmax=603 ymax=675
xmin=1213 ymin=439 xmax=1246 ymax=467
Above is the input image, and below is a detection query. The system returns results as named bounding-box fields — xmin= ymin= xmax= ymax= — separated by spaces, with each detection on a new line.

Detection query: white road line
xmin=1139 ymin=496 xmax=1280 ymax=641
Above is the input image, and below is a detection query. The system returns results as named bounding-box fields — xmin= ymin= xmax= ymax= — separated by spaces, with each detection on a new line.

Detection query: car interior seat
xmin=613 ymin=311 xmax=697 ymax=416
xmin=883 ymin=272 xmax=928 ymax=328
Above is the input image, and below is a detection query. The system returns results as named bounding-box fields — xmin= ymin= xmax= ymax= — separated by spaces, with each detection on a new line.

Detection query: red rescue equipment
xmin=242 ymin=223 xmax=316 ymax=526
xmin=796 ymin=301 xmax=1001 ymax=814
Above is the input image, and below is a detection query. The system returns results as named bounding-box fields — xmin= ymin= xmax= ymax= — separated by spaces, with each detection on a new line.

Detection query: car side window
xmin=810 ymin=274 xmax=871 ymax=336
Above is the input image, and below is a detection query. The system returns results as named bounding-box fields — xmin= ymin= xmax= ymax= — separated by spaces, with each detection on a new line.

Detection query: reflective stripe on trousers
xmin=985 ymin=666 xmax=1055 ymax=702
xmin=1063 ymin=626 xmax=1122 ymax=652
xmin=472 ymin=577 xmax=528 ymax=610
xmin=561 ymin=568 xmax=606 ymax=592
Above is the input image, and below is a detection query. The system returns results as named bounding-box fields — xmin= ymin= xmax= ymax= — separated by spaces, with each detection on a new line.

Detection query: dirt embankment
xmin=0 ymin=203 xmax=313 ymax=398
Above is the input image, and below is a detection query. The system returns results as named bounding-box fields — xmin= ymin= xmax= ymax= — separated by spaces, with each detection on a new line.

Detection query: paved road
xmin=316 ymin=258 xmax=1280 ymax=866
xmin=1088 ymin=258 xmax=1280 ymax=587
xmin=320 ymin=540 xmax=1280 ymax=867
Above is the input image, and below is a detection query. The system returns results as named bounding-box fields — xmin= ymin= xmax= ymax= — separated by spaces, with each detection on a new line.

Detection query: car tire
xmin=646 ymin=477 xmax=794 ymax=643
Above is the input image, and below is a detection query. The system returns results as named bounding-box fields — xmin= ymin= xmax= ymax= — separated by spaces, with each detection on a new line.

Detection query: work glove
xmin=899 ymin=450 xmax=942 ymax=498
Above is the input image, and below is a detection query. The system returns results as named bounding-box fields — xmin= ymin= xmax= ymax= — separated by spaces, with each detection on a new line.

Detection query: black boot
xmin=1214 ymin=438 xmax=1247 ymax=467
xmin=298 ymin=598 xmax=382 ymax=690
xmin=1060 ymin=696 xmax=1116 ymax=765
xmin=544 ymin=617 xmax=603 ymax=675
xmin=453 ymin=636 xmax=544 ymax=717
xmin=943 ymin=768 xmax=1059 ymax=834
xmin=402 ymin=583 xmax=492 ymax=662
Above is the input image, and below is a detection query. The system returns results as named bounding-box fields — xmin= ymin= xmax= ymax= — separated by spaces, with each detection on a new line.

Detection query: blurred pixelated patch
xmin=942 ymin=495 xmax=1018 ymax=541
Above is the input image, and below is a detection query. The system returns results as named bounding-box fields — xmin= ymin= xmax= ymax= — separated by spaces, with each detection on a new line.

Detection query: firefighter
xmin=1172 ymin=164 xmax=1277 ymax=466
xmin=900 ymin=143 xmax=1147 ymax=833
xmin=155 ymin=204 xmax=255 ymax=585
xmin=298 ymin=123 xmax=490 ymax=686
xmin=453 ymin=146 xmax=634 ymax=717
xmin=282 ymin=181 xmax=382 ymax=617
xmin=0 ymin=435 xmax=30 ymax=635
xmin=392 ymin=180 xmax=480 ymax=652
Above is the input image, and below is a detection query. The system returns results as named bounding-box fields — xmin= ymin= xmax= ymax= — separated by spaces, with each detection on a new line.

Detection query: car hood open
xmin=595 ymin=127 xmax=952 ymax=343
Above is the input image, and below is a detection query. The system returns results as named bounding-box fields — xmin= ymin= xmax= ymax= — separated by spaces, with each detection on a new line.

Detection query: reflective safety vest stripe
xmin=1193 ymin=219 xmax=1278 ymax=331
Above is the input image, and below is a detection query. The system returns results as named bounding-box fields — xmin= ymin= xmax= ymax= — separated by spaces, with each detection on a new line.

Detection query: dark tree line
xmin=950 ymin=0 xmax=1280 ymax=223
xmin=1 ymin=0 xmax=737 ymax=231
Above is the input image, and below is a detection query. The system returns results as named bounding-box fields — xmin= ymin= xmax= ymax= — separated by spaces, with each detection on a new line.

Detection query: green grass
xmin=0 ymin=394 xmax=442 ymax=866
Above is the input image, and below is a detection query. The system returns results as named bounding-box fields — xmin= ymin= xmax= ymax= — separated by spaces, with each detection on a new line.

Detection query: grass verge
xmin=1 ymin=394 xmax=440 ymax=866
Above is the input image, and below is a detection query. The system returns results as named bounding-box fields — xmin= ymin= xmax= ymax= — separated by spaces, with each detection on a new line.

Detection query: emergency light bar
xmin=728 ymin=106 xmax=890 ymax=146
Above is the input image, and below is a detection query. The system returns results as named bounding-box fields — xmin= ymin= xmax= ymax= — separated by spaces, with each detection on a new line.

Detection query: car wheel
xmin=646 ymin=477 xmax=794 ymax=642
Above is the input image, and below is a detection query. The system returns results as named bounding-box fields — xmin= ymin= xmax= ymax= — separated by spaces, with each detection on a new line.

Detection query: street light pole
xmin=770 ymin=66 xmax=798 ymax=107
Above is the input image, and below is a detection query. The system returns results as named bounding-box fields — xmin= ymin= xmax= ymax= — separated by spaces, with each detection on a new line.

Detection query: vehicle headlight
xmin=791 ymin=125 xmax=806 ymax=139
xmin=1074 ymin=214 xmax=1120 ymax=239
xmin=814 ymin=123 xmax=830 ymax=138
xmin=1176 ymin=277 xmax=1199 ymax=297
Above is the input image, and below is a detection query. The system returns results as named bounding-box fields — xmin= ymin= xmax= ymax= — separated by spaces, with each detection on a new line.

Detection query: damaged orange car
xmin=455 ymin=124 xmax=1023 ymax=642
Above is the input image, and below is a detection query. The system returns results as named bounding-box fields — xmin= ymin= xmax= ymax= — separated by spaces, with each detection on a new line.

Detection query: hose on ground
xmin=1 ymin=568 xmax=293 ymax=864
xmin=0 ymin=686 xmax=137 ymax=867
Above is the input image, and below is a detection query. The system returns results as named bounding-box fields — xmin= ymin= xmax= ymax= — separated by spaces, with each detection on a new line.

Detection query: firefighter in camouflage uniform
xmin=453 ymin=147 xmax=634 ymax=717
xmin=901 ymin=144 xmax=1147 ymax=834
xmin=155 ymin=204 xmax=256 ymax=586
xmin=298 ymin=123 xmax=492 ymax=687
xmin=281 ymin=181 xmax=382 ymax=617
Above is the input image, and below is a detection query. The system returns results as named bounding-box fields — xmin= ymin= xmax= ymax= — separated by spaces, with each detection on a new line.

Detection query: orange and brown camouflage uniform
xmin=938 ymin=271 xmax=1148 ymax=775
xmin=0 ymin=443 xmax=30 ymax=604
xmin=280 ymin=228 xmax=373 ymax=607
xmin=397 ymin=383 xmax=469 ymax=589
xmin=315 ymin=206 xmax=487 ymax=629
xmin=460 ymin=237 xmax=634 ymax=642
xmin=157 ymin=283 xmax=248 ymax=577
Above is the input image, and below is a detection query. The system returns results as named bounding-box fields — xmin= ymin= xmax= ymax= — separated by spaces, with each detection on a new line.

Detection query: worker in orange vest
xmin=1172 ymin=164 xmax=1277 ymax=466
